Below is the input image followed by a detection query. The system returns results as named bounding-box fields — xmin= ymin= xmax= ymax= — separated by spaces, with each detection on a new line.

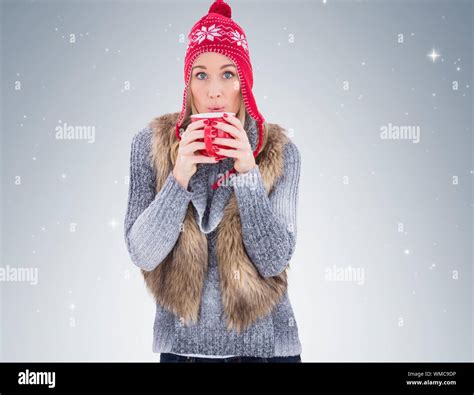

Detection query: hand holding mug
xmin=172 ymin=119 xmax=220 ymax=190
xmin=209 ymin=113 xmax=257 ymax=174
xmin=190 ymin=112 xmax=235 ymax=160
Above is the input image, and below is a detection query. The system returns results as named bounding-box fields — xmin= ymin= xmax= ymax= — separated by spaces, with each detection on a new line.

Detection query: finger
xmin=221 ymin=113 xmax=241 ymax=128
xmin=213 ymin=121 xmax=244 ymax=140
xmin=182 ymin=120 xmax=206 ymax=141
xmin=183 ymin=128 xmax=205 ymax=144
xmin=214 ymin=147 xmax=241 ymax=158
xmin=190 ymin=155 xmax=219 ymax=164
xmin=189 ymin=119 xmax=207 ymax=130
xmin=213 ymin=137 xmax=243 ymax=149
xmin=182 ymin=141 xmax=206 ymax=155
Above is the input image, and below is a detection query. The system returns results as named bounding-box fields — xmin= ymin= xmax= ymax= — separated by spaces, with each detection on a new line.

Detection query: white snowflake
xmin=230 ymin=30 xmax=248 ymax=51
xmin=191 ymin=24 xmax=222 ymax=44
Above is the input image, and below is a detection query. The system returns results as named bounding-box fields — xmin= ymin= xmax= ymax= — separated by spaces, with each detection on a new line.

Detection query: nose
xmin=208 ymin=90 xmax=222 ymax=99
xmin=208 ymin=81 xmax=223 ymax=99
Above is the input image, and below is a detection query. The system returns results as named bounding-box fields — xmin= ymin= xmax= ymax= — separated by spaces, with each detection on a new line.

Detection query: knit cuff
xmin=168 ymin=171 xmax=194 ymax=199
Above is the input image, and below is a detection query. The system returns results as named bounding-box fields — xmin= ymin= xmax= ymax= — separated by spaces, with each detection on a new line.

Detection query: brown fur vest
xmin=141 ymin=111 xmax=291 ymax=334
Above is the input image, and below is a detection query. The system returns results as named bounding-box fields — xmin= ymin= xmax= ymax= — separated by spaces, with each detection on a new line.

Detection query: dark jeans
xmin=160 ymin=352 xmax=301 ymax=363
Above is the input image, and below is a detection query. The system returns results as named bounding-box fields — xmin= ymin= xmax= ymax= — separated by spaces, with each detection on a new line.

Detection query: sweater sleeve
xmin=124 ymin=128 xmax=194 ymax=272
xmin=230 ymin=141 xmax=301 ymax=278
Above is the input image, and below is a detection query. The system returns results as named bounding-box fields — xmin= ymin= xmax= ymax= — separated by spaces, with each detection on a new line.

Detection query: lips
xmin=208 ymin=107 xmax=224 ymax=112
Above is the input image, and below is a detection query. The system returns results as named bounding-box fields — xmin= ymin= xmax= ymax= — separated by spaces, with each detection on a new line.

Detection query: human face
xmin=190 ymin=52 xmax=241 ymax=114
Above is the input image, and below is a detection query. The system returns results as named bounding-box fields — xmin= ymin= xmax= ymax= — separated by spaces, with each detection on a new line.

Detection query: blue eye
xmin=195 ymin=71 xmax=235 ymax=80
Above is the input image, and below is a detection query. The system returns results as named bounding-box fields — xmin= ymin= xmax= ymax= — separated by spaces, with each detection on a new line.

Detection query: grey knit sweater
xmin=124 ymin=115 xmax=302 ymax=358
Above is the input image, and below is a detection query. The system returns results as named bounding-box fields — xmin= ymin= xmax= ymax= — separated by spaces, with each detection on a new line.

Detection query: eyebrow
xmin=192 ymin=64 xmax=236 ymax=71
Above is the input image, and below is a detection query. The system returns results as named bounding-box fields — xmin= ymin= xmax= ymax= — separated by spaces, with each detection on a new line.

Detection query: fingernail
xmin=204 ymin=119 xmax=210 ymax=125
xmin=211 ymin=120 xmax=218 ymax=126
xmin=223 ymin=113 xmax=228 ymax=118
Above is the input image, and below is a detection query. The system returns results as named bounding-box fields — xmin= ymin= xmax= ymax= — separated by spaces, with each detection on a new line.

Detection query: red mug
xmin=190 ymin=112 xmax=236 ymax=160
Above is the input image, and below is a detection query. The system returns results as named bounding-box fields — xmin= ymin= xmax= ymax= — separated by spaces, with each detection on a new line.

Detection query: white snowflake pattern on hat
xmin=230 ymin=30 xmax=248 ymax=51
xmin=192 ymin=24 xmax=223 ymax=44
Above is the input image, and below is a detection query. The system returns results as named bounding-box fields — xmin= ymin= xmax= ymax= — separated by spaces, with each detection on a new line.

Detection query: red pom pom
xmin=208 ymin=0 xmax=232 ymax=18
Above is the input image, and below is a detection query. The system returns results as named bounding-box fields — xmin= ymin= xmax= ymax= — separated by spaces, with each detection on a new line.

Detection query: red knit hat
xmin=175 ymin=0 xmax=265 ymax=190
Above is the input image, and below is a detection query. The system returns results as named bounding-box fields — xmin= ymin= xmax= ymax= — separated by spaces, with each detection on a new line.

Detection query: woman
xmin=124 ymin=0 xmax=302 ymax=363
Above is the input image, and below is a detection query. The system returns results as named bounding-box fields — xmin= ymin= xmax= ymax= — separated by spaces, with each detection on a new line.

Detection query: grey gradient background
xmin=0 ymin=0 xmax=472 ymax=361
